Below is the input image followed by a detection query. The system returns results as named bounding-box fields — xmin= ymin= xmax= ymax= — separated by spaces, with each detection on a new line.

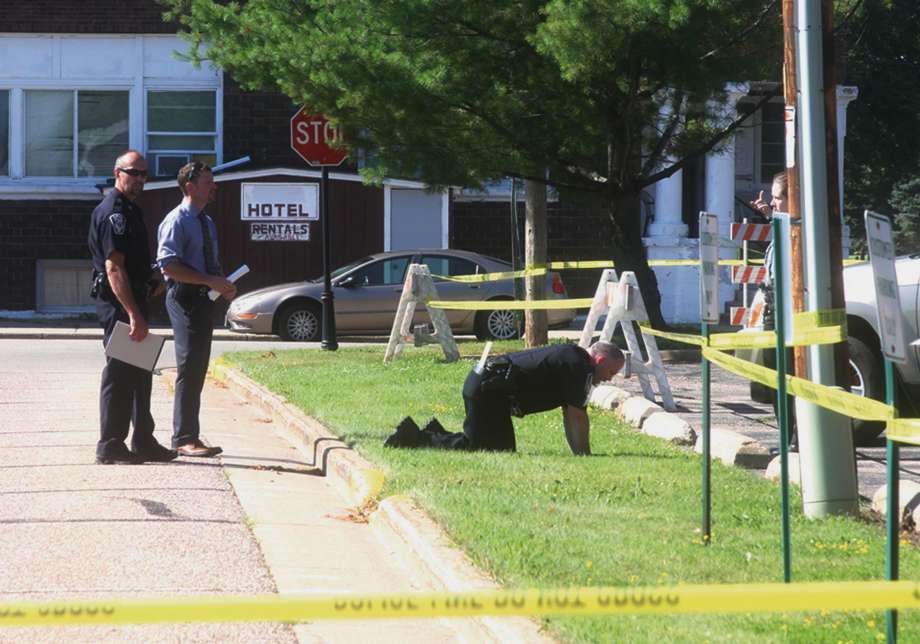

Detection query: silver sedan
xmin=226 ymin=249 xmax=576 ymax=341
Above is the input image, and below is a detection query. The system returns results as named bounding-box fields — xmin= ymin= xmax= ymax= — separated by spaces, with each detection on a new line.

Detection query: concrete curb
xmin=589 ymin=383 xmax=769 ymax=467
xmin=695 ymin=427 xmax=772 ymax=469
xmin=872 ymin=480 xmax=920 ymax=532
xmin=765 ymin=453 xmax=802 ymax=486
xmin=210 ymin=360 xmax=384 ymax=508
xmin=210 ymin=361 xmax=552 ymax=643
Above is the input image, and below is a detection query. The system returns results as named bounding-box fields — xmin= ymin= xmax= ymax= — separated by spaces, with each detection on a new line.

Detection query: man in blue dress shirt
xmin=156 ymin=162 xmax=236 ymax=457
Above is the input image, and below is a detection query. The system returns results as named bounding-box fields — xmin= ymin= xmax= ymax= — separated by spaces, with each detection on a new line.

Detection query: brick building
xmin=0 ymin=3 xmax=859 ymax=321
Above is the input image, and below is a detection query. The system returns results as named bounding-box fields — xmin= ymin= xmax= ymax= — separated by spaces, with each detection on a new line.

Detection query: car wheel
xmin=848 ymin=335 xmax=886 ymax=443
xmin=475 ymin=307 xmax=521 ymax=341
xmin=278 ymin=303 xmax=322 ymax=342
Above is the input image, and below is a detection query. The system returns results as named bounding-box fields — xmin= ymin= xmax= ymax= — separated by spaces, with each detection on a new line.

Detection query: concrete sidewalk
xmin=0 ymin=342 xmax=547 ymax=642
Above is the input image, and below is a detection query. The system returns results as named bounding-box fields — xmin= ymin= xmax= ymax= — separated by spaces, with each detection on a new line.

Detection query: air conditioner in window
xmin=153 ymin=153 xmax=191 ymax=179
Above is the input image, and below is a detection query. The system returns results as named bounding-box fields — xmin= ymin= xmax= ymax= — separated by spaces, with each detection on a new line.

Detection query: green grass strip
xmin=223 ymin=341 xmax=918 ymax=643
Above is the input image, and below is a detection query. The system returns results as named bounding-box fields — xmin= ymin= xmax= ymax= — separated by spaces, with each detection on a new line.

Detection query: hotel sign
xmin=241 ymin=183 xmax=319 ymax=221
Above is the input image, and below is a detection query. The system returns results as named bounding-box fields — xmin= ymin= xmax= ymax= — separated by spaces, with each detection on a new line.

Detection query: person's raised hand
xmin=750 ymin=190 xmax=771 ymax=217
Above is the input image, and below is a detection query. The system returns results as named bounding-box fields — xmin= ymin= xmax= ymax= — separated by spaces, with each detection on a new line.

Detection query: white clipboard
xmin=104 ymin=321 xmax=166 ymax=372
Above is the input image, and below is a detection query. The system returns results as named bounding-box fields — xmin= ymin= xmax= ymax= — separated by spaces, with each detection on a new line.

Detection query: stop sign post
xmin=290 ymin=109 xmax=347 ymax=351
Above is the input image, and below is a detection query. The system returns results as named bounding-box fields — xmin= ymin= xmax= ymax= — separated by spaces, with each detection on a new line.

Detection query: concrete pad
xmin=641 ymin=412 xmax=696 ymax=445
xmin=213 ymin=367 xmax=553 ymax=643
xmin=871 ymin=480 xmax=920 ymax=530
xmin=695 ymin=427 xmax=771 ymax=469
xmin=618 ymin=396 xmax=662 ymax=428
xmin=765 ymin=452 xmax=801 ymax=486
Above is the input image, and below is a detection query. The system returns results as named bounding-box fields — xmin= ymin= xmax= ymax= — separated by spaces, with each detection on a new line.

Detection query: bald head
xmin=113 ymin=150 xmax=147 ymax=202
xmin=587 ymin=341 xmax=625 ymax=385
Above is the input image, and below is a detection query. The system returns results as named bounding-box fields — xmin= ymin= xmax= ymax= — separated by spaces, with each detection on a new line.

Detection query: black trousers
xmin=165 ymin=285 xmax=214 ymax=448
xmin=454 ymin=369 xmax=517 ymax=451
xmin=96 ymin=299 xmax=156 ymax=456
xmin=762 ymin=287 xmax=798 ymax=444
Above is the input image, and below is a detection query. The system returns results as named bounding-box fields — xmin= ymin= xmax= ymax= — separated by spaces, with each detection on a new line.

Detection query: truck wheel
xmin=848 ymin=335 xmax=886 ymax=444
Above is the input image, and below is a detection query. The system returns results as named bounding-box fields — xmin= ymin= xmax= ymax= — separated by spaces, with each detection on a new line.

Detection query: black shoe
xmin=134 ymin=442 xmax=179 ymax=463
xmin=421 ymin=417 xmax=449 ymax=436
xmin=384 ymin=416 xmax=426 ymax=448
xmin=96 ymin=444 xmax=143 ymax=465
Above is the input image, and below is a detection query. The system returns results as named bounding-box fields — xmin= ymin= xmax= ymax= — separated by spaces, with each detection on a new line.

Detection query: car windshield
xmin=312 ymin=256 xmax=374 ymax=282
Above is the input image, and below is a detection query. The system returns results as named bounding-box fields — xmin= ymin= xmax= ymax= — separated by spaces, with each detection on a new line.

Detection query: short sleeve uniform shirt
xmin=507 ymin=344 xmax=594 ymax=415
xmin=87 ymin=189 xmax=152 ymax=289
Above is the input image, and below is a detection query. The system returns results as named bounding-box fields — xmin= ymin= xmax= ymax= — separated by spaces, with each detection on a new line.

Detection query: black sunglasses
xmin=117 ymin=167 xmax=148 ymax=178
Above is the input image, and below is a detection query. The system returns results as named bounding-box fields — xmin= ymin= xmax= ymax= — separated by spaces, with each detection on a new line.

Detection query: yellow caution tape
xmin=637 ymin=309 xmax=846 ymax=351
xmin=702 ymin=347 xmax=894 ymax=422
xmin=887 ymin=418 xmax=920 ymax=446
xmin=3 ymin=581 xmax=920 ymax=625
xmin=547 ymin=260 xmax=615 ymax=270
xmin=636 ymin=326 xmax=707 ymax=347
xmin=427 ymin=298 xmax=593 ymax=310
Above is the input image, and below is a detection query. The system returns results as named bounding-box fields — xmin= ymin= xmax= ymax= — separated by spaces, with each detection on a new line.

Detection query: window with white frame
xmin=1 ymin=90 xmax=10 ymax=176
xmin=146 ymin=90 xmax=217 ymax=178
xmin=759 ymin=101 xmax=784 ymax=184
xmin=24 ymin=90 xmax=128 ymax=177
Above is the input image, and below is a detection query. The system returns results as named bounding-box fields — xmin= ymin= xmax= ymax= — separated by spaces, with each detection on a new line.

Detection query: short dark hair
xmin=177 ymin=161 xmax=212 ymax=194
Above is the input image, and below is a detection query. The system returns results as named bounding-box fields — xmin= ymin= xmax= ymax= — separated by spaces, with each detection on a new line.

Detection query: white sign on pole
xmin=865 ymin=210 xmax=907 ymax=363
xmin=771 ymin=213 xmax=795 ymax=344
xmin=250 ymin=222 xmax=311 ymax=242
xmin=241 ymin=183 xmax=319 ymax=221
xmin=699 ymin=212 xmax=720 ymax=323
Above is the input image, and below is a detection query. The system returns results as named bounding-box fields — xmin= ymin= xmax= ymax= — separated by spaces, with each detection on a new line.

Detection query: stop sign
xmin=290 ymin=108 xmax=347 ymax=166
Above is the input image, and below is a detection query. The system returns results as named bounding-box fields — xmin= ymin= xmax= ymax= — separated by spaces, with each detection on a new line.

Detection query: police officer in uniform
xmin=88 ymin=150 xmax=177 ymax=464
xmin=157 ymin=162 xmax=236 ymax=457
xmin=385 ymin=341 xmax=625 ymax=455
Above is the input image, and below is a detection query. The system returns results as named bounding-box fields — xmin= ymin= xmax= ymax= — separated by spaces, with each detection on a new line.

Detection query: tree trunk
xmin=607 ymin=192 xmax=669 ymax=329
xmin=524 ymin=178 xmax=548 ymax=346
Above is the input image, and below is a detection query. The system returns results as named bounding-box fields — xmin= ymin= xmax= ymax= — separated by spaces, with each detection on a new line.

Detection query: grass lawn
xmin=222 ymin=341 xmax=917 ymax=643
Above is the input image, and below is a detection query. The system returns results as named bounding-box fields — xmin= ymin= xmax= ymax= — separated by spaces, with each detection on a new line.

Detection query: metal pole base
xmin=795 ymin=399 xmax=859 ymax=518
xmin=321 ymin=291 xmax=338 ymax=351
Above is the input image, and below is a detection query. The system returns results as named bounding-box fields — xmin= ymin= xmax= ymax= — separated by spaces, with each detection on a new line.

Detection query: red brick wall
xmin=0 ymin=200 xmax=94 ymax=310
xmin=1 ymin=1 xmax=176 ymax=33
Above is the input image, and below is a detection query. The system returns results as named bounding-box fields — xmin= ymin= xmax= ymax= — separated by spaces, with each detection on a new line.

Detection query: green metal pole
xmin=773 ymin=217 xmax=792 ymax=583
xmin=701 ymin=322 xmax=711 ymax=545
xmin=885 ymin=359 xmax=898 ymax=643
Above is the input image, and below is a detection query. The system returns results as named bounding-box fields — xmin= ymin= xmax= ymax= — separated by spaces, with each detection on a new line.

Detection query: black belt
xmin=169 ymin=282 xmax=210 ymax=299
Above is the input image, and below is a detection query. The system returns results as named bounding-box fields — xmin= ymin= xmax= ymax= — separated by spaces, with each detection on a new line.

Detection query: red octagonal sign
xmin=290 ymin=108 xmax=347 ymax=167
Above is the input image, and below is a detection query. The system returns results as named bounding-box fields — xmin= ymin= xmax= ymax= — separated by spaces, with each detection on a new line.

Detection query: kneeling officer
xmin=385 ymin=341 xmax=624 ymax=455
xmin=88 ymin=150 xmax=177 ymax=465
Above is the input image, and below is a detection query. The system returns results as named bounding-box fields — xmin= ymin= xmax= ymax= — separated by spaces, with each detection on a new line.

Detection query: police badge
xmin=109 ymin=212 xmax=127 ymax=235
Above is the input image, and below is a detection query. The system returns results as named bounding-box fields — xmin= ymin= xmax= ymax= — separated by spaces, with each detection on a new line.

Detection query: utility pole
xmin=782 ymin=0 xmax=806 ymax=382
xmin=793 ymin=0 xmax=858 ymax=517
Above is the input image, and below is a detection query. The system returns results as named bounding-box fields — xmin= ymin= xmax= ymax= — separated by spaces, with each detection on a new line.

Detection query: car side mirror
xmin=338 ymin=275 xmax=359 ymax=288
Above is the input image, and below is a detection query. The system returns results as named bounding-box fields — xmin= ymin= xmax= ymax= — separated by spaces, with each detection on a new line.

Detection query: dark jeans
xmin=96 ymin=300 xmax=156 ymax=456
xmin=165 ymin=284 xmax=214 ymax=448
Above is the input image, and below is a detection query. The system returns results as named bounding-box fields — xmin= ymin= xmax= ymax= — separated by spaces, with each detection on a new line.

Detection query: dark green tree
xmin=161 ymin=0 xmax=781 ymax=327
xmin=890 ymin=177 xmax=920 ymax=254
xmin=840 ymin=0 xmax=920 ymax=253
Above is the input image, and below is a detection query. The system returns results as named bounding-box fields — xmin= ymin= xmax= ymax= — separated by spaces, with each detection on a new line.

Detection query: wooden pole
xmin=782 ymin=0 xmax=806 ymax=381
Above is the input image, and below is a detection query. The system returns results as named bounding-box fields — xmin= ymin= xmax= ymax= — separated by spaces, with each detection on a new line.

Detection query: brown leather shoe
xmin=176 ymin=442 xmax=223 ymax=458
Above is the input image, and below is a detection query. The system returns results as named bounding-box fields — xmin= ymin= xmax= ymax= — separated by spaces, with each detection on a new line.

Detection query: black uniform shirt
xmin=88 ymin=189 xmax=152 ymax=292
xmin=507 ymin=344 xmax=594 ymax=415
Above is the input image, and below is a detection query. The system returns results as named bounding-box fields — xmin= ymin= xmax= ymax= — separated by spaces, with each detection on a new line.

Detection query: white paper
xmin=209 ymin=264 xmax=250 ymax=301
xmin=104 ymin=321 xmax=166 ymax=372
